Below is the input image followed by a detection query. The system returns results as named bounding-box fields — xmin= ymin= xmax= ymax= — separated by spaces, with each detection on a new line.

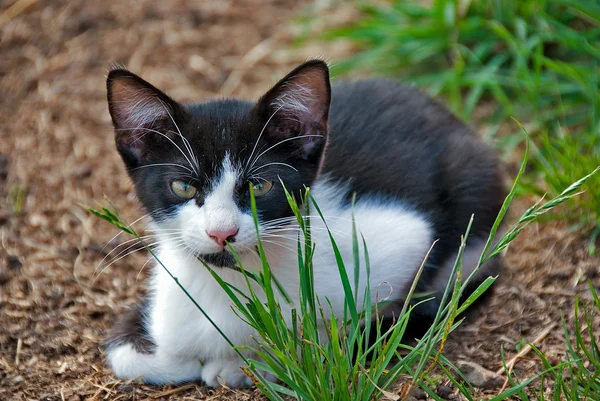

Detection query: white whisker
xmin=244 ymin=104 xmax=285 ymax=175
xmin=248 ymin=134 xmax=323 ymax=172
xmin=118 ymin=127 xmax=198 ymax=175
xmin=159 ymin=99 xmax=200 ymax=172
xmin=94 ymin=234 xmax=159 ymax=275
xmin=250 ymin=162 xmax=298 ymax=174
xmin=131 ymin=163 xmax=193 ymax=173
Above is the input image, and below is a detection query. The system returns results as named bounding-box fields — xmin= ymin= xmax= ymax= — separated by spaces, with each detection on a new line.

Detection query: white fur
xmin=113 ymin=84 xmax=168 ymax=129
xmin=271 ymin=82 xmax=314 ymax=116
xmin=106 ymin=160 xmax=434 ymax=387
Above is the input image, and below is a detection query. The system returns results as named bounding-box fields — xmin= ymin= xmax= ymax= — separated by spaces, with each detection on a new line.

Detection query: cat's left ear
xmin=256 ymin=60 xmax=331 ymax=160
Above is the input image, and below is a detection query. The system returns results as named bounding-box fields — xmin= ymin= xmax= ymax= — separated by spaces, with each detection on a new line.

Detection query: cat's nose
xmin=206 ymin=228 xmax=239 ymax=248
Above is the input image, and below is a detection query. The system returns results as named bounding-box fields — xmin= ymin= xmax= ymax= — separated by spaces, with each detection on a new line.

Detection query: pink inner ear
xmin=110 ymin=77 xmax=169 ymax=130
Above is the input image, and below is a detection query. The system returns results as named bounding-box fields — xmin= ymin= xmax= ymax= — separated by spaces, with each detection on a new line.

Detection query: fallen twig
xmin=220 ymin=31 xmax=283 ymax=96
xmin=14 ymin=338 xmax=22 ymax=366
xmin=150 ymin=383 xmax=196 ymax=398
xmin=0 ymin=0 xmax=39 ymax=24
xmin=496 ymin=322 xmax=557 ymax=376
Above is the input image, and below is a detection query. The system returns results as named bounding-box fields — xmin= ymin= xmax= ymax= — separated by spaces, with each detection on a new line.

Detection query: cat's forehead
xmin=184 ymin=99 xmax=259 ymax=154
xmin=150 ymin=99 xmax=260 ymax=187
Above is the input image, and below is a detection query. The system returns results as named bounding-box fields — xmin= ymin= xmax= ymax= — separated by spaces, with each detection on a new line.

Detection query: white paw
xmin=201 ymin=358 xmax=251 ymax=388
xmin=200 ymin=358 xmax=278 ymax=388
xmin=107 ymin=343 xmax=204 ymax=384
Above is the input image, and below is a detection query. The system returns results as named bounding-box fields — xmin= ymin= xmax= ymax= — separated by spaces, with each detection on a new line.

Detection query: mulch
xmin=1 ymin=1 xmax=598 ymax=400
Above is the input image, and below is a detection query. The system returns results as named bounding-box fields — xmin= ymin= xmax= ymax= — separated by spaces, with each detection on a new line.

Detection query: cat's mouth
xmin=196 ymin=251 xmax=238 ymax=269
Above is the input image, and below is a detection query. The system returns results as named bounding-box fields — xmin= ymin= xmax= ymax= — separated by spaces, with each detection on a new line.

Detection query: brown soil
xmin=1 ymin=1 xmax=598 ymax=400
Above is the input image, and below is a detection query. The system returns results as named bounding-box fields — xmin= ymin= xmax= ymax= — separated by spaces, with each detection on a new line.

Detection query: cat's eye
xmin=251 ymin=180 xmax=273 ymax=197
xmin=171 ymin=180 xmax=197 ymax=199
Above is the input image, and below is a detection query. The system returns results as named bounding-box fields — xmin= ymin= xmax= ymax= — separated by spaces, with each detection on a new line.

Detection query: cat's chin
xmin=196 ymin=251 xmax=239 ymax=269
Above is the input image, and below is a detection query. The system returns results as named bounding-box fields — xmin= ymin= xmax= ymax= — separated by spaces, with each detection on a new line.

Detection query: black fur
xmin=105 ymin=299 xmax=155 ymax=354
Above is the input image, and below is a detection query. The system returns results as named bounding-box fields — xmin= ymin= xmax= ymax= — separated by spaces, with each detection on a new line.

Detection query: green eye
xmin=171 ymin=180 xmax=197 ymax=199
xmin=251 ymin=180 xmax=273 ymax=197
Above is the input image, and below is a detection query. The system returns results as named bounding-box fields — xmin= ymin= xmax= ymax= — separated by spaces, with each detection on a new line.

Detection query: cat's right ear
xmin=107 ymin=69 xmax=185 ymax=169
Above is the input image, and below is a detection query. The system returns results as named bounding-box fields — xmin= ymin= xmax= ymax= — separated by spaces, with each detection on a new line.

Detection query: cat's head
xmin=106 ymin=60 xmax=331 ymax=268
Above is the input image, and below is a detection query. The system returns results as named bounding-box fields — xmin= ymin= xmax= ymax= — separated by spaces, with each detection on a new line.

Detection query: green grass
xmin=498 ymin=282 xmax=600 ymax=400
xmin=320 ymin=0 xmax=600 ymax=249
xmin=7 ymin=183 xmax=26 ymax=215
xmin=90 ymin=140 xmax=599 ymax=400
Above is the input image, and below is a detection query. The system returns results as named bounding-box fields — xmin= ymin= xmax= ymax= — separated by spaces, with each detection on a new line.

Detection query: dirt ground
xmin=1 ymin=1 xmax=599 ymax=400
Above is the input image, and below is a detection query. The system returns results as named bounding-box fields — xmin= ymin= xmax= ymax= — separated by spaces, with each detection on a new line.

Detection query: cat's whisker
xmin=262 ymin=225 xmax=335 ymax=233
xmin=249 ymin=162 xmax=298 ymax=174
xmin=136 ymin=257 xmax=154 ymax=282
xmin=132 ymin=239 xmax=188 ymax=280
xmin=248 ymin=175 xmax=271 ymax=185
xmin=260 ymin=239 xmax=328 ymax=264
xmin=96 ymin=213 xmax=154 ymax=261
xmin=181 ymin=244 xmax=203 ymax=263
xmin=100 ymin=236 xmax=162 ymax=265
xmin=95 ymin=229 xmax=183 ymax=276
xmin=118 ymin=127 xmax=198 ymax=175
xmin=165 ymin=128 xmax=200 ymax=174
xmin=93 ymin=239 xmax=167 ymax=284
xmin=162 ymin=172 xmax=198 ymax=183
xmin=247 ymin=134 xmax=324 ymax=172
xmin=257 ymin=240 xmax=298 ymax=254
xmin=94 ymin=234 xmax=160 ymax=275
xmin=262 ymin=228 xmax=350 ymax=238
xmin=244 ymin=104 xmax=285 ymax=175
xmin=159 ymin=99 xmax=200 ymax=173
xmin=260 ymin=224 xmax=352 ymax=236
xmin=261 ymin=214 xmax=354 ymax=225
xmin=131 ymin=163 xmax=193 ymax=173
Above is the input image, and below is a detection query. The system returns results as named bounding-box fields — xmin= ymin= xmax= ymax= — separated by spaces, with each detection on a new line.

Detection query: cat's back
xmin=322 ymin=79 xmax=505 ymax=261
xmin=324 ymin=79 xmax=457 ymax=204
xmin=328 ymin=79 xmax=467 ymax=145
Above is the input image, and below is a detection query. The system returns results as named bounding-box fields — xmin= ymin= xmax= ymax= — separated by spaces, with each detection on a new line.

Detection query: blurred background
xmin=0 ymin=1 xmax=598 ymax=400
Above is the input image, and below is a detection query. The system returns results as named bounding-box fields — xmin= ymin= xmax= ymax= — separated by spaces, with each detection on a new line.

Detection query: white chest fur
xmin=148 ymin=180 xmax=432 ymax=359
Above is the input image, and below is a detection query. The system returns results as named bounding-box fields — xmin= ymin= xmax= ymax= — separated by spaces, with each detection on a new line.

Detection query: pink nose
xmin=206 ymin=228 xmax=239 ymax=247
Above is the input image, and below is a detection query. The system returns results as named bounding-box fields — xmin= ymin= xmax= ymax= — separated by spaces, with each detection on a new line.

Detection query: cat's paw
xmin=201 ymin=358 xmax=277 ymax=388
xmin=201 ymin=358 xmax=251 ymax=388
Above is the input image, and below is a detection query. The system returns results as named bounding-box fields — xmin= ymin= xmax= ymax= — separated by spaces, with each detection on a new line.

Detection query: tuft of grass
xmin=320 ymin=0 xmax=600 ymax=248
xmin=7 ymin=183 xmax=27 ymax=215
xmin=89 ymin=137 xmax=598 ymax=400
xmin=530 ymin=131 xmax=600 ymax=253
xmin=499 ymin=282 xmax=600 ymax=401
xmin=534 ymin=282 xmax=600 ymax=400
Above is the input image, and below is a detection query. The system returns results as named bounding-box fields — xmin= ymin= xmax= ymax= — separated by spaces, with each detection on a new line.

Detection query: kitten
xmin=104 ymin=60 xmax=505 ymax=387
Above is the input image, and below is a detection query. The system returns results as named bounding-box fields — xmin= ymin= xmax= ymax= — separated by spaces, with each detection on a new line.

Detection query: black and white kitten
xmin=104 ymin=60 xmax=505 ymax=387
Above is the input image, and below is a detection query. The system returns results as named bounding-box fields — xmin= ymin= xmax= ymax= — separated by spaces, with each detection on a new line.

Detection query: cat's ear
xmin=107 ymin=69 xmax=185 ymax=169
xmin=256 ymin=60 xmax=331 ymax=160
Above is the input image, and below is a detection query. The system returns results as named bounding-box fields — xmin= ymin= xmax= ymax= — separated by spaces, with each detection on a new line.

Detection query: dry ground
xmin=0 ymin=1 xmax=598 ymax=400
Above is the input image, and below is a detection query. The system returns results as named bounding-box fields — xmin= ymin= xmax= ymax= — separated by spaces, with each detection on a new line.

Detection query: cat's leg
xmin=106 ymin=343 xmax=204 ymax=384
xmin=104 ymin=302 xmax=204 ymax=384
xmin=105 ymin=297 xmax=277 ymax=387
xmin=107 ymin=331 xmax=276 ymax=387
